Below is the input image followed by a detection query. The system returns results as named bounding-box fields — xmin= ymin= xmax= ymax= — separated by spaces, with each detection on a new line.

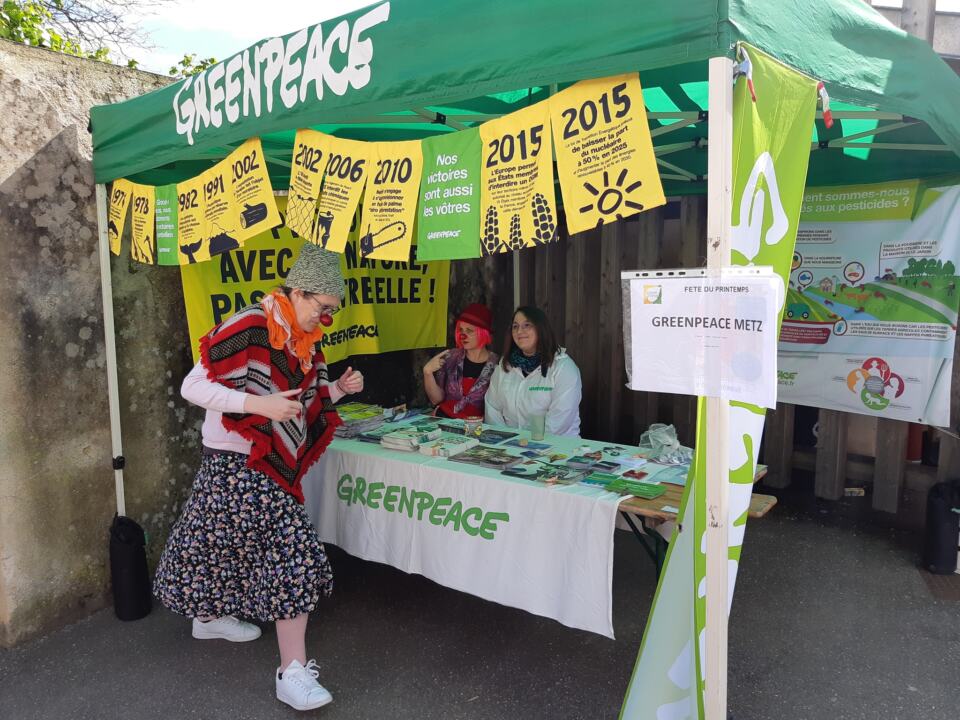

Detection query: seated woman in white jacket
xmin=484 ymin=305 xmax=582 ymax=437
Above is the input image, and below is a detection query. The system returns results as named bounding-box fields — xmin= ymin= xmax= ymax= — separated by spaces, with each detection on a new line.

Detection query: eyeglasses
xmin=512 ymin=321 xmax=535 ymax=332
xmin=305 ymin=293 xmax=340 ymax=316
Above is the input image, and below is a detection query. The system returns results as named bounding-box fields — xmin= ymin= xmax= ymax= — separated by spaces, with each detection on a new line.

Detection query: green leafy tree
xmin=943 ymin=260 xmax=956 ymax=277
xmin=1 ymin=0 xmax=164 ymax=65
xmin=169 ymin=52 xmax=218 ymax=79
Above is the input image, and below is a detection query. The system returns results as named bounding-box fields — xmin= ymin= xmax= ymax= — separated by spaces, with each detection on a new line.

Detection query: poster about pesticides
xmin=777 ymin=180 xmax=960 ymax=424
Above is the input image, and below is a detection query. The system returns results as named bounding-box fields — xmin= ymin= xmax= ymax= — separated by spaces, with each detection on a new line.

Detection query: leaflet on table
xmin=501 ymin=461 xmax=585 ymax=485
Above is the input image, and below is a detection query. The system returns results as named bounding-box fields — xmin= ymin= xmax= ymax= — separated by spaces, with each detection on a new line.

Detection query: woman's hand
xmin=336 ymin=367 xmax=364 ymax=395
xmin=423 ymin=350 xmax=450 ymax=375
xmin=244 ymin=389 xmax=302 ymax=421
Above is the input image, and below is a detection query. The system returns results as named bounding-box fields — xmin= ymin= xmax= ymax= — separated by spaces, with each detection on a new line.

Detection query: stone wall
xmin=0 ymin=40 xmax=192 ymax=647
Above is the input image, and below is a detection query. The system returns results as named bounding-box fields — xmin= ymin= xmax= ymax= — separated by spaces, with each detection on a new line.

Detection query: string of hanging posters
xmin=107 ymin=73 xmax=667 ymax=266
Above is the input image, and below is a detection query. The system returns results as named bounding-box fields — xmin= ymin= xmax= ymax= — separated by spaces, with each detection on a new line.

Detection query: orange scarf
xmin=265 ymin=290 xmax=325 ymax=371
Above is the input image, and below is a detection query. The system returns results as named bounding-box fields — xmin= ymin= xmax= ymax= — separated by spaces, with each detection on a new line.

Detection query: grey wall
xmin=0 ymin=40 xmax=200 ymax=647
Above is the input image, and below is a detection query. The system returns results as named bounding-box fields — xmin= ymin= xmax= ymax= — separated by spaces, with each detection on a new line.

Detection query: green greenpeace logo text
xmin=336 ymin=474 xmax=509 ymax=540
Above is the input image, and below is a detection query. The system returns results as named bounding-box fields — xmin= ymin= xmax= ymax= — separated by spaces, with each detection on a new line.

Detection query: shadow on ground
xmin=2 ymin=478 xmax=958 ymax=719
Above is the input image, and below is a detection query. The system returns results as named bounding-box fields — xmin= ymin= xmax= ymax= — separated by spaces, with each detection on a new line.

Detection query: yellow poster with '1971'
xmin=550 ymin=73 xmax=665 ymax=235
xmin=479 ymin=101 xmax=557 ymax=254
xmin=108 ymin=178 xmax=133 ymax=255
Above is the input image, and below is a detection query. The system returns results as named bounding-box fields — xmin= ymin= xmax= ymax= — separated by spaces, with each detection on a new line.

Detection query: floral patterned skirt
xmin=154 ymin=451 xmax=333 ymax=622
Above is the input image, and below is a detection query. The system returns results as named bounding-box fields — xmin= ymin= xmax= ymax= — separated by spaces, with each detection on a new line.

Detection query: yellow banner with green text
xmin=180 ymin=197 xmax=450 ymax=364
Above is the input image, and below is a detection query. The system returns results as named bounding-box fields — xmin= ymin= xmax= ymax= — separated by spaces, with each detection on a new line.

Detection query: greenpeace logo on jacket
xmin=483 ymin=348 xmax=583 ymax=438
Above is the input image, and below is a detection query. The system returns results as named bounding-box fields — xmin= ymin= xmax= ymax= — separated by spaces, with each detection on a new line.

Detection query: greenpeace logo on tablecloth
xmin=172 ymin=3 xmax=391 ymax=145
xmin=336 ymin=474 xmax=510 ymax=540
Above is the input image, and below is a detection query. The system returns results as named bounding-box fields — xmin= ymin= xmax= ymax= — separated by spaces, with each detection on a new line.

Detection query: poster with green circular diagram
xmin=416 ymin=129 xmax=482 ymax=260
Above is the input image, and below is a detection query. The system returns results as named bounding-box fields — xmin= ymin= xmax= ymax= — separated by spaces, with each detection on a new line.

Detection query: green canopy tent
xmin=88 ymin=2 xmax=960 ymax=717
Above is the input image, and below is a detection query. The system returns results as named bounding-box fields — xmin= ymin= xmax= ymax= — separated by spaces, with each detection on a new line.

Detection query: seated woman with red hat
xmin=422 ymin=303 xmax=499 ymax=419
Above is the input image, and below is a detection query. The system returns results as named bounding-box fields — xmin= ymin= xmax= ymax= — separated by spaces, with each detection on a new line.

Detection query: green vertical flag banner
xmin=416 ymin=129 xmax=482 ymax=260
xmin=620 ymin=45 xmax=817 ymax=719
xmin=155 ymin=184 xmax=180 ymax=267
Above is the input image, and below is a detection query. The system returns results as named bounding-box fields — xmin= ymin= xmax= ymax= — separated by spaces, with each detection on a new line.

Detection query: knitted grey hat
xmin=287 ymin=243 xmax=345 ymax=299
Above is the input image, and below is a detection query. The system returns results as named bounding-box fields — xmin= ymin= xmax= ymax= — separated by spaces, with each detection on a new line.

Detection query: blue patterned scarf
xmin=509 ymin=347 xmax=542 ymax=377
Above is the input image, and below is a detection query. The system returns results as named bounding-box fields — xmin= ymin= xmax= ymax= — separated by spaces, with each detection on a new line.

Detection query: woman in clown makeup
xmin=422 ymin=303 xmax=499 ymax=419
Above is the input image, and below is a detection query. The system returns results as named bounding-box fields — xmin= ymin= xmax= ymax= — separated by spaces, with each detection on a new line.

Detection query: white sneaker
xmin=191 ymin=616 xmax=262 ymax=642
xmin=276 ymin=659 xmax=333 ymax=711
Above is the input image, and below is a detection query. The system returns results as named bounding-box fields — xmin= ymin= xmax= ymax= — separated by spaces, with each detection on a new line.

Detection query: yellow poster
xmin=479 ymin=100 xmax=556 ymax=254
xmin=287 ymin=128 xmax=332 ymax=241
xmin=360 ymin=140 xmax=423 ymax=261
xmin=226 ymin=137 xmax=281 ymax=242
xmin=179 ymin=197 xmax=450 ymax=364
xmin=107 ymin=178 xmax=133 ymax=255
xmin=176 ymin=174 xmax=208 ymax=264
xmin=316 ymin=136 xmax=370 ymax=252
xmin=130 ymin=183 xmax=156 ymax=264
xmin=200 ymin=163 xmax=241 ymax=257
xmin=549 ymin=73 xmax=666 ymax=235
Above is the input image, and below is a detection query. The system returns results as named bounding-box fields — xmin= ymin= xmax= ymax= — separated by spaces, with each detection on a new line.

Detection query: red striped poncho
xmin=199 ymin=304 xmax=342 ymax=503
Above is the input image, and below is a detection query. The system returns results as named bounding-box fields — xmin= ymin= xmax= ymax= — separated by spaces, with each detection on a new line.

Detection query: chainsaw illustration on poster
xmin=360 ymin=220 xmax=408 ymax=257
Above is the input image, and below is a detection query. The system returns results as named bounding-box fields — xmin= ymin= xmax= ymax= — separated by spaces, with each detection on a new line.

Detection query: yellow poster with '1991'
xmin=479 ymin=101 xmax=556 ymax=254
xmin=360 ymin=140 xmax=423 ymax=261
xmin=549 ymin=73 xmax=665 ymax=235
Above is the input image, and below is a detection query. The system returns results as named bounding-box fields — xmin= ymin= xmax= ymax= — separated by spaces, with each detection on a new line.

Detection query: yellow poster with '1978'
xmin=550 ymin=73 xmax=665 ymax=235
xmin=130 ymin=183 xmax=156 ymax=264
xmin=479 ymin=101 xmax=556 ymax=254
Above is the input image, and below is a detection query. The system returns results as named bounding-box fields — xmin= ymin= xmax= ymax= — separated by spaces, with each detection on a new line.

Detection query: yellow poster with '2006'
xmin=180 ymin=197 xmax=450 ymax=365
xmin=479 ymin=101 xmax=557 ymax=254
xmin=360 ymin=140 xmax=423 ymax=261
xmin=317 ymin=136 xmax=370 ymax=253
xmin=550 ymin=73 xmax=665 ymax=235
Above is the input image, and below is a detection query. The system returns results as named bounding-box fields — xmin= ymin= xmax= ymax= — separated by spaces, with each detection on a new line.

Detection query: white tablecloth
xmin=302 ymin=435 xmax=624 ymax=638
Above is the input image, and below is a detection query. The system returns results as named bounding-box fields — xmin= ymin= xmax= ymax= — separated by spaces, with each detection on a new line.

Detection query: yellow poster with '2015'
xmin=479 ymin=101 xmax=557 ymax=255
xmin=550 ymin=73 xmax=665 ymax=235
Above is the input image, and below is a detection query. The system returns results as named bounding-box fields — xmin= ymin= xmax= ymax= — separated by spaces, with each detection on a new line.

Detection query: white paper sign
xmin=625 ymin=268 xmax=782 ymax=407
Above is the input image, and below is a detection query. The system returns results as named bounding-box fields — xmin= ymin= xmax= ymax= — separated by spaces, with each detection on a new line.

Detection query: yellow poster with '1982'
xmin=479 ymin=101 xmax=556 ymax=254
xmin=550 ymin=73 xmax=665 ymax=235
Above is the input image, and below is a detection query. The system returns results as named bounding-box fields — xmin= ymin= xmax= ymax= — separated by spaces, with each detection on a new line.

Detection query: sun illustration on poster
xmin=578 ymin=168 xmax=644 ymax=226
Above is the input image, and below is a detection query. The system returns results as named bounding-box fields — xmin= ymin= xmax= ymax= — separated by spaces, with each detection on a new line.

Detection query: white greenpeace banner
xmin=777 ymin=352 xmax=953 ymax=425
xmin=624 ymin=268 xmax=783 ymax=408
xmin=302 ymin=440 xmax=623 ymax=637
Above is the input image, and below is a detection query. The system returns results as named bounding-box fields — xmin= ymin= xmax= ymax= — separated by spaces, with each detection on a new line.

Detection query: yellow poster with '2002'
xmin=479 ymin=101 xmax=557 ymax=255
xmin=550 ymin=73 xmax=665 ymax=235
